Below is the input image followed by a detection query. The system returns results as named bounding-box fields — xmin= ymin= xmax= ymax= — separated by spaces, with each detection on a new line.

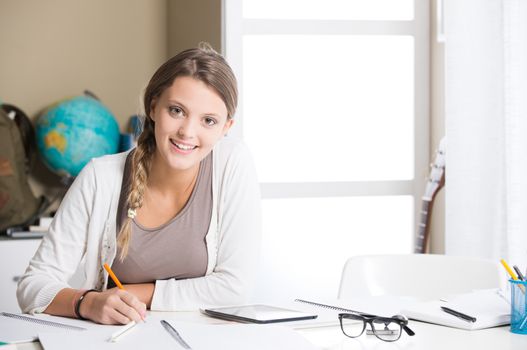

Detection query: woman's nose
xmin=177 ymin=118 xmax=197 ymax=139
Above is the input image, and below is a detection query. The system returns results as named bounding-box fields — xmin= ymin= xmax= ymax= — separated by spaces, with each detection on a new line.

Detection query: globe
xmin=35 ymin=95 xmax=120 ymax=178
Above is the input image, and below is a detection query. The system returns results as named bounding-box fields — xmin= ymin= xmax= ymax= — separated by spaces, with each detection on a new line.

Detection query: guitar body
xmin=414 ymin=138 xmax=446 ymax=254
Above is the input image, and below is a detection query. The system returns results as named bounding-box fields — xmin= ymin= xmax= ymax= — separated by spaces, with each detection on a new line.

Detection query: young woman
xmin=17 ymin=43 xmax=261 ymax=325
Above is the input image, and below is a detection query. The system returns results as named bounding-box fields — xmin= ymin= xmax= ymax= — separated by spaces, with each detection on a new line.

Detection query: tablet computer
xmin=201 ymin=304 xmax=318 ymax=324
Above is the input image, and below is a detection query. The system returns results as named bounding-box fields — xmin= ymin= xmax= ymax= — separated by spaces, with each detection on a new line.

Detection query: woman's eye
xmin=204 ymin=117 xmax=217 ymax=126
xmin=169 ymin=106 xmax=184 ymax=117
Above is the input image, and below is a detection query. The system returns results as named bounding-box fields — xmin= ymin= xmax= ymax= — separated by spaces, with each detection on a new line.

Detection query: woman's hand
xmin=79 ymin=288 xmax=146 ymax=325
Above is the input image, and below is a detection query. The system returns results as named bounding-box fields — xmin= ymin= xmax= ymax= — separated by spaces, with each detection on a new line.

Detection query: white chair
xmin=338 ymin=254 xmax=505 ymax=301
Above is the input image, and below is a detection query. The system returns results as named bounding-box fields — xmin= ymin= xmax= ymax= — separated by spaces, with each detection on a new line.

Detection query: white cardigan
xmin=17 ymin=137 xmax=261 ymax=313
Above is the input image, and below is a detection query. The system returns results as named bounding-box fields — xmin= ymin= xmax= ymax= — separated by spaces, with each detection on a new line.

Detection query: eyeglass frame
xmin=338 ymin=312 xmax=416 ymax=342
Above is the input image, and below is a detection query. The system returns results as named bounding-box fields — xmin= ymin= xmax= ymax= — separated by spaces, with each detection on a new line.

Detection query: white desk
xmin=12 ymin=311 xmax=527 ymax=350
xmin=298 ymin=321 xmax=527 ymax=350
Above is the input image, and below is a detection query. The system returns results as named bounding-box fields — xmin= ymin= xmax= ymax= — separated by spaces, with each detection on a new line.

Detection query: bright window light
xmin=243 ymin=35 xmax=414 ymax=182
xmin=251 ymin=196 xmax=414 ymax=303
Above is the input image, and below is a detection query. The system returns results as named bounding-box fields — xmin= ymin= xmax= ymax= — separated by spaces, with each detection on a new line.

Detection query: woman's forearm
xmin=44 ymin=288 xmax=80 ymax=318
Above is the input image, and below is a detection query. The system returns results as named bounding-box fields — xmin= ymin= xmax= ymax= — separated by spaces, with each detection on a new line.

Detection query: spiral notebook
xmin=0 ymin=312 xmax=114 ymax=343
xmin=295 ymin=299 xmax=366 ymax=314
xmin=285 ymin=296 xmax=417 ymax=328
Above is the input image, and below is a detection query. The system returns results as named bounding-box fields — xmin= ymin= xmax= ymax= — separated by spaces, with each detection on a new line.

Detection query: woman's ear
xmin=222 ymin=118 xmax=234 ymax=135
xmin=149 ymin=99 xmax=157 ymax=122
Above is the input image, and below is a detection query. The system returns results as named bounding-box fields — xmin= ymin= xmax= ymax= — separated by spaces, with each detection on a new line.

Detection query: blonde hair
xmin=116 ymin=43 xmax=238 ymax=260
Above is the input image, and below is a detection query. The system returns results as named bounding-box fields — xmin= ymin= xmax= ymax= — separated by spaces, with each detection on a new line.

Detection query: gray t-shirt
xmin=109 ymin=151 xmax=212 ymax=286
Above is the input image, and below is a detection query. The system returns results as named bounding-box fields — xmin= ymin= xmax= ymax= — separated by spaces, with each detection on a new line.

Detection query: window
xmin=224 ymin=0 xmax=429 ymax=302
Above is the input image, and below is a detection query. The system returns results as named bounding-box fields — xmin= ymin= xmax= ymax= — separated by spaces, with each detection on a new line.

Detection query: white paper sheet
xmin=38 ymin=317 xmax=318 ymax=350
xmin=39 ymin=319 xmax=173 ymax=350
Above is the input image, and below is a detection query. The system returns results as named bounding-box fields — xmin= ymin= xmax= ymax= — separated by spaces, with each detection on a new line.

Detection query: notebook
xmin=0 ymin=312 xmax=116 ymax=343
xmin=400 ymin=289 xmax=510 ymax=330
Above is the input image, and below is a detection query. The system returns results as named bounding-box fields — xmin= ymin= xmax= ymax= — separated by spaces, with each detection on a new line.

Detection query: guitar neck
xmin=414 ymin=199 xmax=432 ymax=254
xmin=415 ymin=137 xmax=446 ymax=254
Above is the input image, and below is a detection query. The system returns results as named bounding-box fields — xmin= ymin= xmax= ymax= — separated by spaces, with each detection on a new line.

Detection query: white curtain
xmin=445 ymin=0 xmax=527 ymax=267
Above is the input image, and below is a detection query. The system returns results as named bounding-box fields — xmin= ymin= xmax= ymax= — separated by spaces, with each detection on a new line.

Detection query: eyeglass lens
xmin=340 ymin=315 xmax=366 ymax=338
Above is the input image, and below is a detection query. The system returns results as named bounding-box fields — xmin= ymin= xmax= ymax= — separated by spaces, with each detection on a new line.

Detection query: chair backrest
xmin=338 ymin=254 xmax=505 ymax=301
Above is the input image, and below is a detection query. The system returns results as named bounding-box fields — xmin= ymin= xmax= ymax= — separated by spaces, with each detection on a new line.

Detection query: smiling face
xmin=149 ymin=76 xmax=233 ymax=174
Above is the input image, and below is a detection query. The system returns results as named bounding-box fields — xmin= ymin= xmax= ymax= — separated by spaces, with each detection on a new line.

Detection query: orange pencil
xmin=104 ymin=263 xmax=147 ymax=322
xmin=104 ymin=263 xmax=124 ymax=290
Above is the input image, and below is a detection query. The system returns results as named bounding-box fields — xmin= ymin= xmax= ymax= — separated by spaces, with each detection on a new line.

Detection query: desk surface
xmin=13 ymin=311 xmax=527 ymax=350
xmin=298 ymin=320 xmax=527 ymax=349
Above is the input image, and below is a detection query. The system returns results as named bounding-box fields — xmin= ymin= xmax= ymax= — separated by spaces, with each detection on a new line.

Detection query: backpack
xmin=0 ymin=104 xmax=45 ymax=232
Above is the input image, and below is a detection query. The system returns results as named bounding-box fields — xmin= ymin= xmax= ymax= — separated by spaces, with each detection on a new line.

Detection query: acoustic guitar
xmin=414 ymin=137 xmax=446 ymax=254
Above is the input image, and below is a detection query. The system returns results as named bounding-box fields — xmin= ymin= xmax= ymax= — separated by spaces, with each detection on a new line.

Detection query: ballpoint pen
xmin=161 ymin=320 xmax=192 ymax=349
xmin=440 ymin=306 xmax=477 ymax=323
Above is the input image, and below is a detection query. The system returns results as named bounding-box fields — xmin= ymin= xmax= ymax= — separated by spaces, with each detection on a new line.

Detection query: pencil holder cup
xmin=510 ymin=279 xmax=527 ymax=334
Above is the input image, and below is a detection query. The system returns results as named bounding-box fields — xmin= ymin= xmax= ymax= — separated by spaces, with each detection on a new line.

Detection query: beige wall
xmin=167 ymin=0 xmax=222 ymax=56
xmin=0 ymin=0 xmax=168 ymax=129
xmin=0 ymin=0 xmax=168 ymax=199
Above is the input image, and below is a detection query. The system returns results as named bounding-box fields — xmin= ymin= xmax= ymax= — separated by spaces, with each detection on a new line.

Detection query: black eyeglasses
xmin=338 ymin=313 xmax=415 ymax=342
